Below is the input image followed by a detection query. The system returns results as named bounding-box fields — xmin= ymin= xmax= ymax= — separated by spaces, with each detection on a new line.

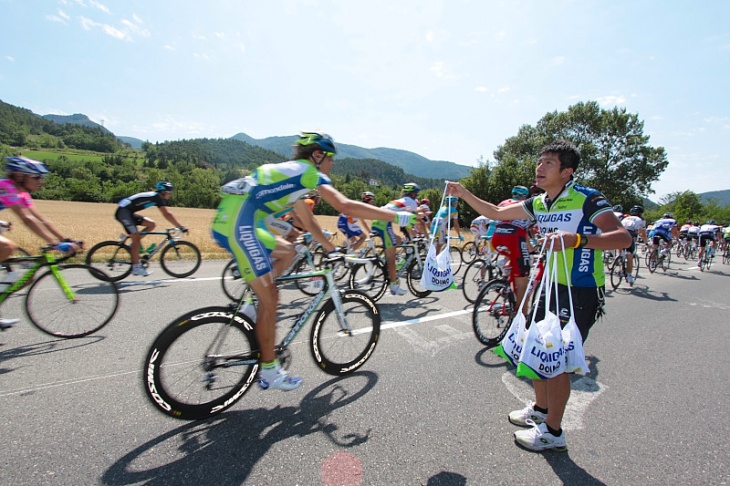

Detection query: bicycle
xmin=143 ymin=254 xmax=381 ymax=420
xmin=609 ymin=248 xmax=640 ymax=290
xmin=471 ymin=252 xmax=544 ymax=347
xmin=0 ymin=244 xmax=119 ymax=338
xmin=698 ymin=244 xmax=715 ymax=272
xmin=86 ymin=227 xmax=201 ymax=282
xmin=645 ymin=240 xmax=671 ymax=273
xmin=723 ymin=244 xmax=730 ymax=266
xmin=461 ymin=253 xmax=507 ymax=304
xmin=220 ymin=233 xmax=327 ymax=302
xmin=347 ymin=237 xmax=431 ymax=301
xmin=461 ymin=235 xmax=492 ymax=265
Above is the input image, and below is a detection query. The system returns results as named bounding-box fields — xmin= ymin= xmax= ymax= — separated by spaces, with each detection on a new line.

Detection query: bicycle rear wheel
xmin=1 ymin=247 xmax=34 ymax=290
xmin=632 ymin=254 xmax=640 ymax=279
xmin=646 ymin=250 xmax=658 ymax=273
xmin=143 ymin=306 xmax=259 ymax=420
xmin=472 ymin=279 xmax=515 ymax=347
xmin=462 ymin=259 xmax=492 ymax=304
xmin=85 ymin=241 xmax=133 ymax=282
xmin=609 ymin=257 xmax=624 ymax=290
xmin=348 ymin=258 xmax=388 ymax=302
xmin=24 ymin=264 xmax=119 ymax=338
xmin=310 ymin=290 xmax=381 ymax=375
xmin=723 ymin=248 xmax=730 ymax=265
xmin=160 ymin=241 xmax=202 ymax=278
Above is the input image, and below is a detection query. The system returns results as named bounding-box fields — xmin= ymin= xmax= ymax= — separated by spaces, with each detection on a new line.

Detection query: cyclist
xmin=370 ymin=183 xmax=421 ymax=296
xmin=337 ymin=192 xmax=373 ymax=252
xmin=470 ymin=214 xmax=492 ymax=248
xmin=722 ymin=224 xmax=730 ymax=253
xmin=431 ymin=195 xmax=462 ymax=254
xmin=211 ymin=131 xmax=416 ymax=390
xmin=649 ymin=212 xmax=678 ymax=257
xmin=491 ymin=185 xmax=535 ymax=309
xmin=415 ymin=198 xmax=432 ymax=237
xmin=447 ymin=140 xmax=631 ymax=452
xmin=698 ymin=220 xmax=722 ymax=266
xmin=612 ymin=205 xmax=625 ymax=221
xmin=687 ymin=221 xmax=701 ymax=247
xmin=679 ymin=220 xmax=692 ymax=240
xmin=116 ymin=181 xmax=187 ymax=277
xmin=0 ymin=156 xmax=78 ymax=329
xmin=621 ymin=205 xmax=647 ymax=284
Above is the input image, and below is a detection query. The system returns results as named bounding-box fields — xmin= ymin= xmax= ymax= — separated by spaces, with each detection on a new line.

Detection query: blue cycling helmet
xmin=511 ymin=185 xmax=529 ymax=199
xmin=4 ymin=156 xmax=49 ymax=176
xmin=296 ymin=131 xmax=337 ymax=154
xmin=445 ymin=195 xmax=459 ymax=204
xmin=155 ymin=181 xmax=174 ymax=192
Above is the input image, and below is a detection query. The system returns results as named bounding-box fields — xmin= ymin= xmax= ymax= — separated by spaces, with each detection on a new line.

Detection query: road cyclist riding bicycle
xmin=337 ymin=192 xmax=374 ymax=253
xmin=649 ymin=212 xmax=678 ymax=261
xmin=370 ymin=182 xmax=421 ymax=296
xmin=0 ymin=156 xmax=80 ymax=329
xmin=210 ymin=131 xmax=416 ymax=391
xmin=619 ymin=205 xmax=647 ymax=285
xmin=115 ymin=181 xmax=188 ymax=277
xmin=697 ymin=220 xmax=722 ymax=270
xmin=431 ymin=195 xmax=462 ymax=254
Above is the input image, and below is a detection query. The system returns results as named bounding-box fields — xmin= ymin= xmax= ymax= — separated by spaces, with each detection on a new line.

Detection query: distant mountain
xmin=42 ymin=113 xmax=110 ymax=133
xmin=231 ymin=132 xmax=472 ymax=181
xmin=699 ymin=190 xmax=730 ymax=206
xmin=118 ymin=136 xmax=145 ymax=149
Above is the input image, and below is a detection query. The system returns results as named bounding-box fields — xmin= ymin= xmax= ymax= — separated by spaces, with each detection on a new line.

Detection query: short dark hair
xmin=539 ymin=140 xmax=581 ymax=171
xmin=293 ymin=144 xmax=320 ymax=160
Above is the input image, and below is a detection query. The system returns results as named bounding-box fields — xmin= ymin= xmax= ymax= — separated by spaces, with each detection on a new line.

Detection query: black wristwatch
xmin=578 ymin=235 xmax=589 ymax=248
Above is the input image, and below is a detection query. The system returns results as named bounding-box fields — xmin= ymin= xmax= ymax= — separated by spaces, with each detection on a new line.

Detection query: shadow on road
xmin=102 ymin=371 xmax=378 ymax=486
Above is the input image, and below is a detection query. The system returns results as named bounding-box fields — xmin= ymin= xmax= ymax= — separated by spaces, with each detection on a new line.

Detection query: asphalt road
xmin=1 ymin=254 xmax=729 ymax=485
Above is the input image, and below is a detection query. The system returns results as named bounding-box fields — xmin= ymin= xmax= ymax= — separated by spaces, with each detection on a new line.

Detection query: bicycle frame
xmin=117 ymin=228 xmax=183 ymax=261
xmin=0 ymin=250 xmax=74 ymax=304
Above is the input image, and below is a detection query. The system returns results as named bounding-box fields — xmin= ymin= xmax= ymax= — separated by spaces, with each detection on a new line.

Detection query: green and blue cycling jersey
xmin=521 ymin=180 xmax=613 ymax=288
xmin=211 ymin=159 xmax=331 ymax=282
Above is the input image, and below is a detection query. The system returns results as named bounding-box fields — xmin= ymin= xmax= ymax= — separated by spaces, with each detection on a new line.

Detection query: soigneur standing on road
xmin=211 ymin=131 xmax=416 ymax=391
xmin=447 ymin=140 xmax=631 ymax=452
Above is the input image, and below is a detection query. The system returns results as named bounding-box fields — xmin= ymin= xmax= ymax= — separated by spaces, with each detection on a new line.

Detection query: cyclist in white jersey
xmin=621 ymin=205 xmax=647 ymax=284
xmin=698 ymin=220 xmax=722 ymax=265
xmin=447 ymin=140 xmax=631 ymax=452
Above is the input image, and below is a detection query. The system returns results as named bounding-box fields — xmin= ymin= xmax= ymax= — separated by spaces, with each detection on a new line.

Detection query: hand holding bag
xmin=516 ymin=244 xmax=567 ymax=379
xmin=420 ymin=183 xmax=454 ymax=292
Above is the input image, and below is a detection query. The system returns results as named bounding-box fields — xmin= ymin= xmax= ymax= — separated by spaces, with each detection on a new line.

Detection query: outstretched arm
xmin=446 ymin=182 xmax=530 ymax=221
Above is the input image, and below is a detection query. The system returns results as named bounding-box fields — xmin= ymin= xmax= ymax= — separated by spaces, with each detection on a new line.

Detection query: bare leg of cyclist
xmin=249 ymin=274 xmax=302 ymax=391
xmin=514 ymin=275 xmax=529 ymax=314
xmin=385 ymin=246 xmax=406 ymax=295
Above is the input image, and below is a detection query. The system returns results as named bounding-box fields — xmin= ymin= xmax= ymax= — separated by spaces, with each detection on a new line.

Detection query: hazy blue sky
xmin=2 ymin=0 xmax=729 ymax=199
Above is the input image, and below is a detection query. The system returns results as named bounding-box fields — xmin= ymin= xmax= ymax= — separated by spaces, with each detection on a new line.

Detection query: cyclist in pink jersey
xmin=0 ymin=156 xmax=78 ymax=329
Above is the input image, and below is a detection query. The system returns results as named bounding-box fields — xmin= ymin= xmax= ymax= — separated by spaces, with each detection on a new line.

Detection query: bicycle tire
xmin=449 ymin=246 xmax=463 ymax=276
xmin=462 ymin=259 xmax=493 ymax=304
xmin=221 ymin=258 xmax=247 ymax=302
xmin=632 ymin=254 xmax=640 ymax=279
xmin=461 ymin=241 xmax=477 ymax=264
xmin=723 ymin=249 xmax=730 ymax=265
xmin=609 ymin=257 xmax=624 ymax=290
xmin=85 ymin=241 xmax=133 ymax=282
xmin=143 ymin=306 xmax=259 ymax=420
xmin=160 ymin=241 xmax=202 ymax=278
xmin=472 ymin=279 xmax=515 ymax=347
xmin=646 ymin=250 xmax=658 ymax=273
xmin=406 ymin=257 xmax=432 ymax=298
xmin=310 ymin=289 xmax=380 ymax=375
xmin=293 ymin=256 xmax=322 ymax=296
xmin=348 ymin=258 xmax=388 ymax=302
xmin=660 ymin=251 xmax=670 ymax=272
xmin=24 ymin=264 xmax=120 ymax=338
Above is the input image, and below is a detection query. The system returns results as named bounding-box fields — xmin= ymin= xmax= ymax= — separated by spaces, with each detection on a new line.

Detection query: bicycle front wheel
xmin=85 ymin=241 xmax=133 ymax=282
xmin=609 ymin=257 xmax=624 ymax=290
xmin=221 ymin=258 xmax=247 ymax=302
xmin=311 ymin=289 xmax=381 ymax=375
xmin=461 ymin=241 xmax=477 ymax=264
xmin=348 ymin=258 xmax=388 ymax=302
xmin=723 ymin=249 xmax=730 ymax=265
xmin=472 ymin=280 xmax=515 ymax=347
xmin=160 ymin=241 xmax=202 ymax=278
xmin=25 ymin=264 xmax=120 ymax=338
xmin=143 ymin=307 xmax=259 ymax=420
xmin=406 ymin=258 xmax=432 ymax=298
xmin=449 ymin=246 xmax=463 ymax=276
xmin=462 ymin=259 xmax=492 ymax=304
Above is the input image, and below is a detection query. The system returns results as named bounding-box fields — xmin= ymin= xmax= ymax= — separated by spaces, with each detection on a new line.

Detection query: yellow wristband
xmin=573 ymin=234 xmax=581 ymax=249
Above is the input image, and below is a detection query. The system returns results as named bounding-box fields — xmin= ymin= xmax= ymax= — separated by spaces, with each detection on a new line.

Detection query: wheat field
xmin=1 ymin=200 xmax=347 ymax=260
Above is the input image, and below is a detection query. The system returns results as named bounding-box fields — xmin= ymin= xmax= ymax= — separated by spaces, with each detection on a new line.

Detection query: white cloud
xmin=551 ymin=56 xmax=566 ymax=66
xmin=475 ymin=86 xmax=488 ymax=93
xmin=597 ymin=95 xmax=627 ymax=106
xmin=78 ymin=14 xmax=151 ymax=41
xmin=88 ymin=0 xmax=110 ymax=14
xmin=5 ymin=55 xmax=15 ymax=62
xmin=46 ymin=9 xmax=71 ymax=24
